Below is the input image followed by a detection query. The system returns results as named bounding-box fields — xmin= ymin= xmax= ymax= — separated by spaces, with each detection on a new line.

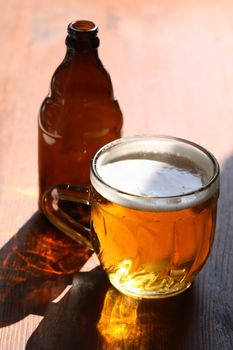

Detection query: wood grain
xmin=0 ymin=0 xmax=233 ymax=349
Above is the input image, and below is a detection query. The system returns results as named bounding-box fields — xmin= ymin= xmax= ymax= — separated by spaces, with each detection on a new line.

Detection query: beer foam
xmin=91 ymin=136 xmax=219 ymax=211
xmin=98 ymin=158 xmax=204 ymax=196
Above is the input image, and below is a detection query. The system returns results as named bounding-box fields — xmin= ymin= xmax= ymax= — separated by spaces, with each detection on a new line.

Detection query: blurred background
xmin=1 ymin=1 xmax=233 ymax=349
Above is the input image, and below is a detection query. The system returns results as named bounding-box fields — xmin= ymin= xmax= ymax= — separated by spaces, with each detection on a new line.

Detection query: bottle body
xmin=38 ymin=21 xmax=123 ymax=213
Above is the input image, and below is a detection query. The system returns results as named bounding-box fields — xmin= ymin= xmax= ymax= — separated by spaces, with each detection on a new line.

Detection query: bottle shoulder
xmin=48 ymin=54 xmax=114 ymax=99
xmin=39 ymin=50 xmax=123 ymax=136
xmin=39 ymin=96 xmax=123 ymax=137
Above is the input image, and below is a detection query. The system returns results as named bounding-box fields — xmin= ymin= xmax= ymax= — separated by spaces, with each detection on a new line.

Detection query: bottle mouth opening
xmin=66 ymin=20 xmax=99 ymax=50
xmin=68 ymin=20 xmax=98 ymax=33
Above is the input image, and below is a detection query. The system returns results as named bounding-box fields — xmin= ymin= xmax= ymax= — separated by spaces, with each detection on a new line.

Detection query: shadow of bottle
xmin=25 ymin=267 xmax=194 ymax=350
xmin=0 ymin=211 xmax=91 ymax=327
xmin=26 ymin=268 xmax=110 ymax=350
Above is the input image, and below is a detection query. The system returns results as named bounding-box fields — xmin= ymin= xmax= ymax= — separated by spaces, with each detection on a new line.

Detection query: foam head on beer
xmin=91 ymin=136 xmax=218 ymax=211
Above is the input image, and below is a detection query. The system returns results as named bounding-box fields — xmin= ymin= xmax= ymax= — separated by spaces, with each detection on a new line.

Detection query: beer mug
xmin=42 ymin=135 xmax=220 ymax=299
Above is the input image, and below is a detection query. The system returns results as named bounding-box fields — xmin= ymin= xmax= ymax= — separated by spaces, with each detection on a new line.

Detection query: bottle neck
xmin=64 ymin=46 xmax=101 ymax=65
xmin=65 ymin=35 xmax=100 ymax=53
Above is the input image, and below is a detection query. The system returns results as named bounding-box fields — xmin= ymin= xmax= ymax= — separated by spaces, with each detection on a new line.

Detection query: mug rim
xmin=90 ymin=135 xmax=220 ymax=211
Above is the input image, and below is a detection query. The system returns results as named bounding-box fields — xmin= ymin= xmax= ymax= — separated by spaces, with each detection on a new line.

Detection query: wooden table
xmin=1 ymin=0 xmax=233 ymax=348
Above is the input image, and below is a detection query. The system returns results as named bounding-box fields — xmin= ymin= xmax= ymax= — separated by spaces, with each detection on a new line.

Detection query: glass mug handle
xmin=42 ymin=184 xmax=93 ymax=250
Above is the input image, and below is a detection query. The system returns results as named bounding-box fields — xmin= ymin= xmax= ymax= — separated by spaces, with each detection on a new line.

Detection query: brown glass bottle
xmin=38 ymin=20 xmax=123 ymax=215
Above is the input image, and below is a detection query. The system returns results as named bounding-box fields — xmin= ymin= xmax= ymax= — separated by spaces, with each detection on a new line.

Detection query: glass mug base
xmin=109 ymin=278 xmax=192 ymax=299
xmin=107 ymin=262 xmax=193 ymax=299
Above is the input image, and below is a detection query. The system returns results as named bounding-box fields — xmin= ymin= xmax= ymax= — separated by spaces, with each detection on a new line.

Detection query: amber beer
xmin=90 ymin=136 xmax=219 ymax=298
xmin=42 ymin=136 xmax=220 ymax=298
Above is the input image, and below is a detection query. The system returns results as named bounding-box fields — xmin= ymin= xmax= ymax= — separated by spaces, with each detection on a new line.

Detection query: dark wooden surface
xmin=1 ymin=0 xmax=233 ymax=349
